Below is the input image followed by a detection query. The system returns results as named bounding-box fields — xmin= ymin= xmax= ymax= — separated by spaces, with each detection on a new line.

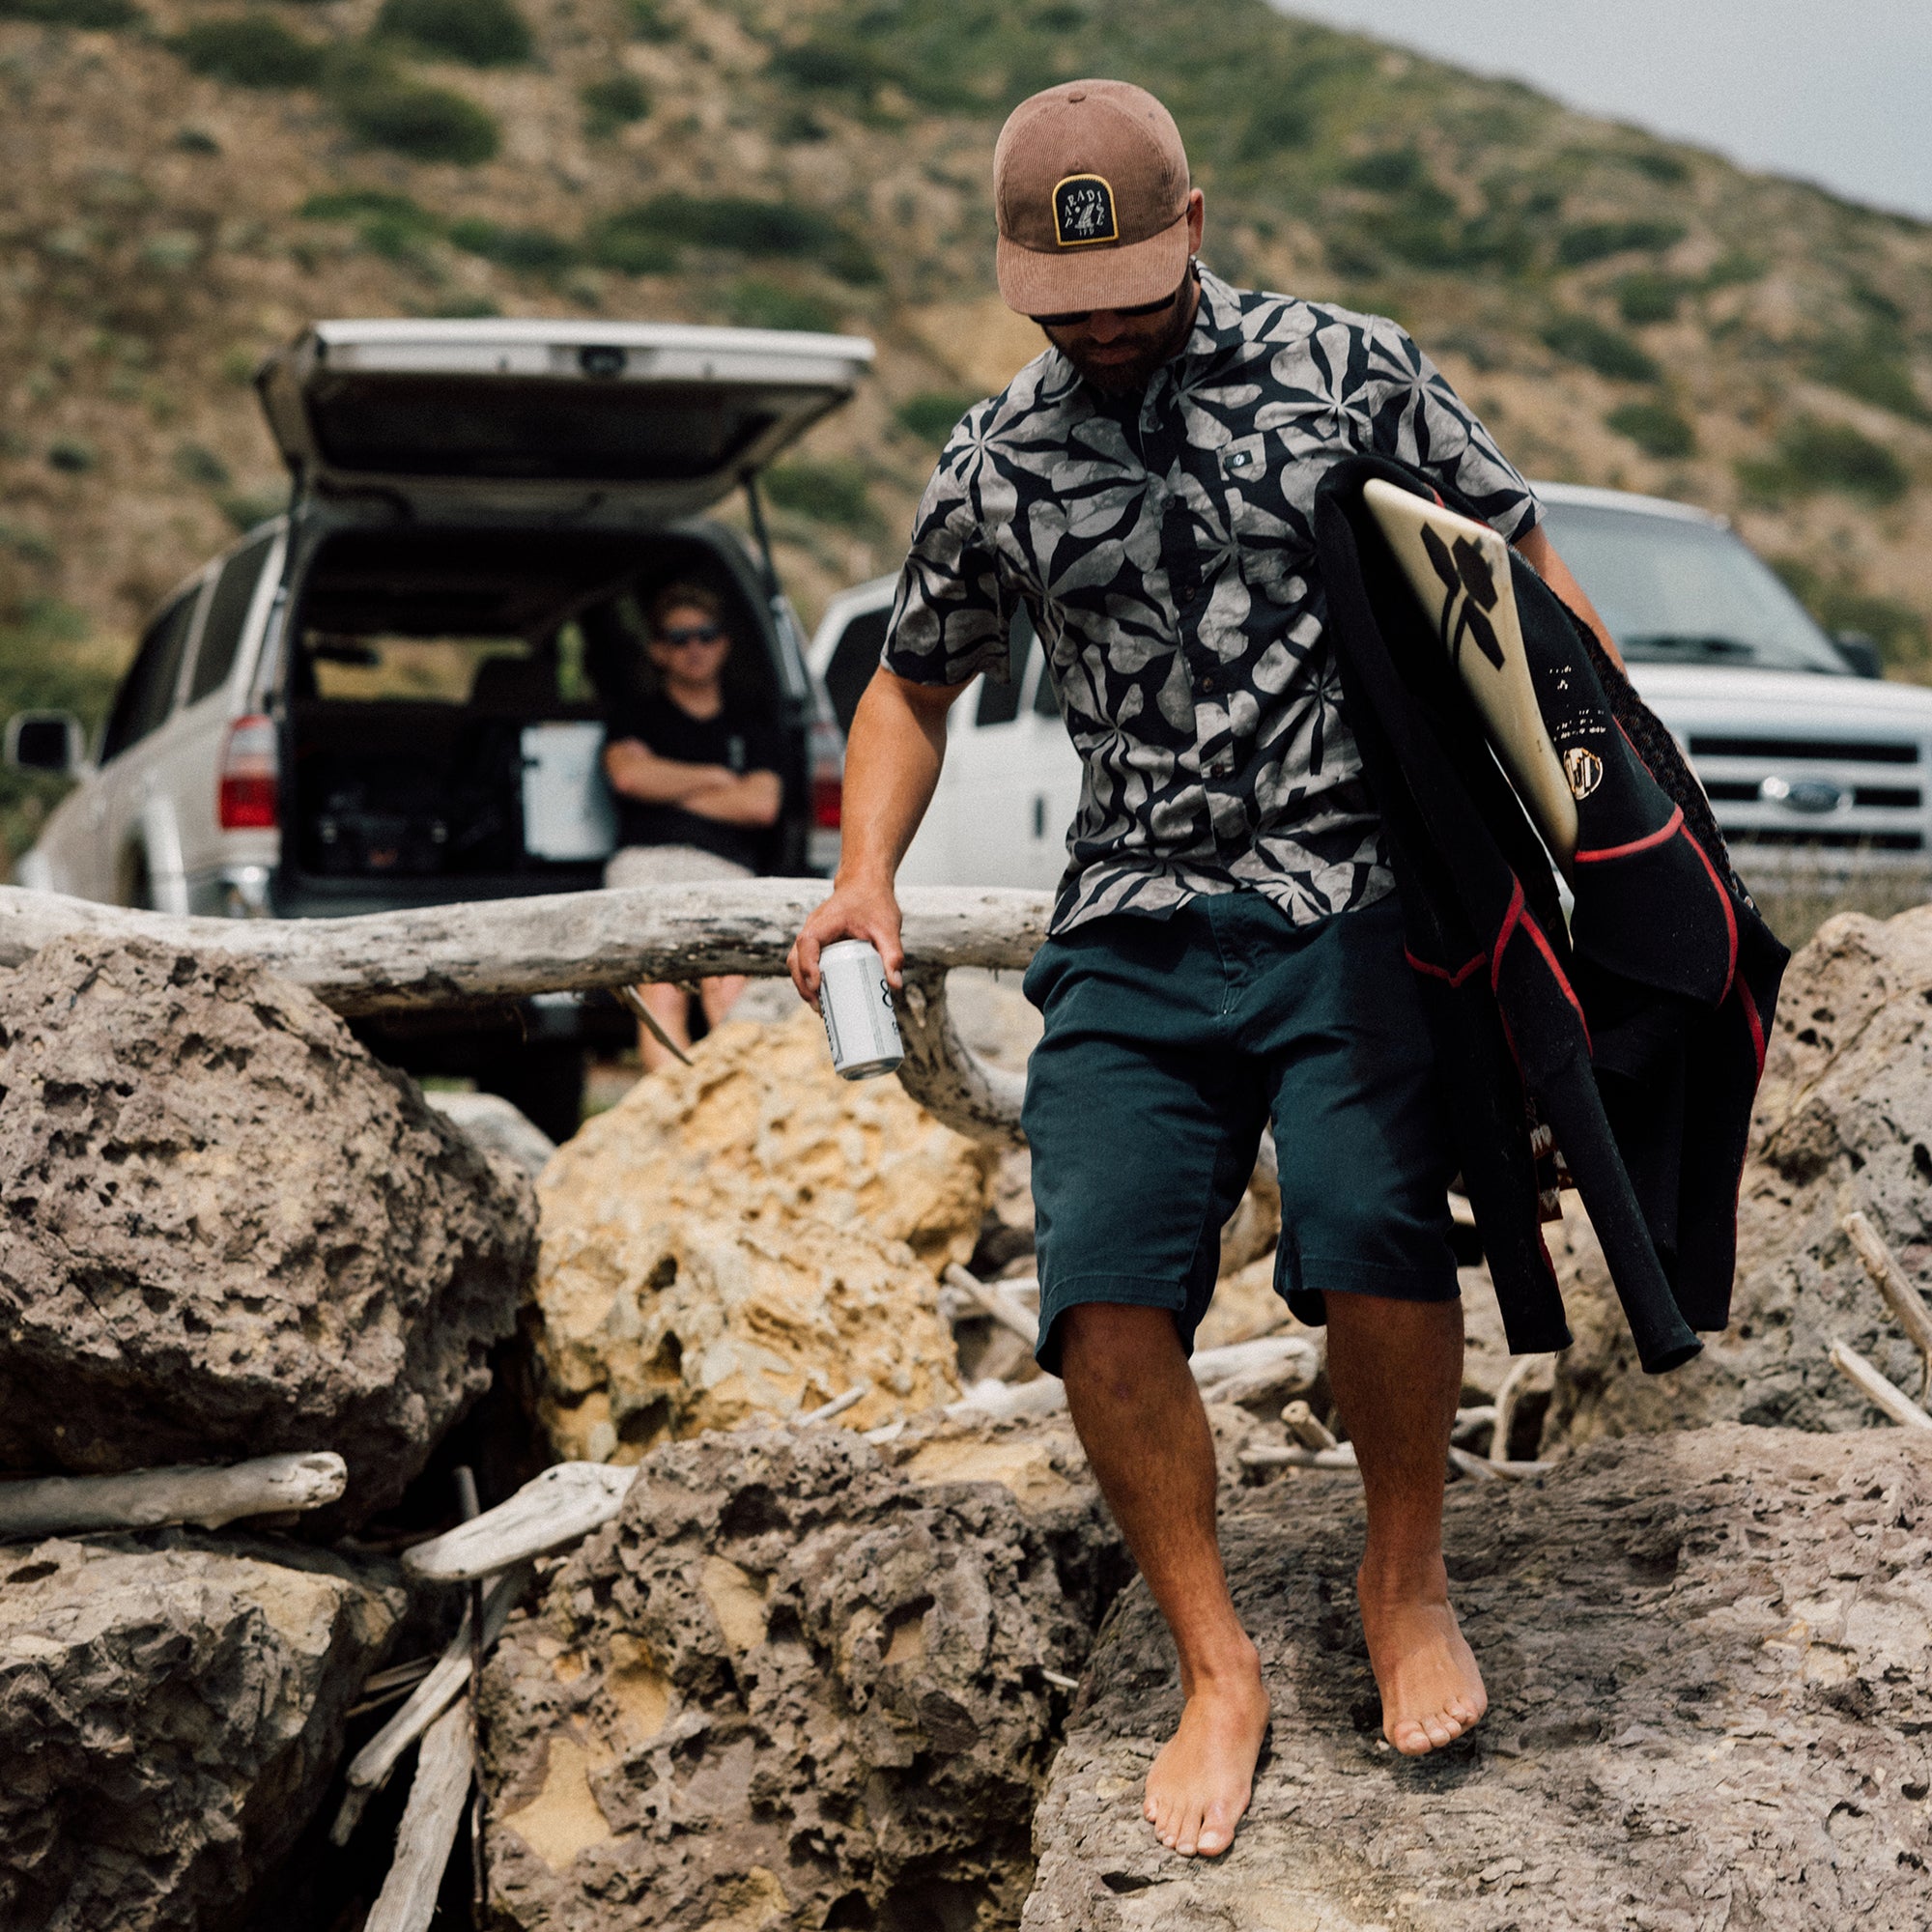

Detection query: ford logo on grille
xmin=1760 ymin=776 xmax=1845 ymax=814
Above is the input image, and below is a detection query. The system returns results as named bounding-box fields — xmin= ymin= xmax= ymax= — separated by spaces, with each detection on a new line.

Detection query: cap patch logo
xmin=1053 ymin=174 xmax=1118 ymax=247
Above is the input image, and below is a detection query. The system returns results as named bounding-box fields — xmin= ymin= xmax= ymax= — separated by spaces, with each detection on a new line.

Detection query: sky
xmin=1270 ymin=0 xmax=1932 ymax=223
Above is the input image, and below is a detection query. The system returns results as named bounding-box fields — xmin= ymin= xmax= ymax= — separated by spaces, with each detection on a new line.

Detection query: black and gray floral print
xmin=883 ymin=266 xmax=1542 ymax=933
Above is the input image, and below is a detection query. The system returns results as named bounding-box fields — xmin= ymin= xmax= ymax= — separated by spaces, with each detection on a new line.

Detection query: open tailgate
xmin=257 ymin=319 xmax=874 ymax=516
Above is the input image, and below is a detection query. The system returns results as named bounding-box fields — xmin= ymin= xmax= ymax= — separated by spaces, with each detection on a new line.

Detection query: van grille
xmin=1682 ymin=727 xmax=1929 ymax=860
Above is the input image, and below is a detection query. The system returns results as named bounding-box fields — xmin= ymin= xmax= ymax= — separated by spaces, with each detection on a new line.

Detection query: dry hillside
xmin=6 ymin=0 xmax=1932 ymax=857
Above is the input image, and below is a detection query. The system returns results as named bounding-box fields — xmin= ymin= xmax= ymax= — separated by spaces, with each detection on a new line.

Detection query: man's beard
xmin=1047 ymin=288 xmax=1197 ymax=396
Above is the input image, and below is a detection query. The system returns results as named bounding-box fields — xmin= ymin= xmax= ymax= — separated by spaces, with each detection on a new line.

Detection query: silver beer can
xmin=817 ymin=938 xmax=904 ymax=1080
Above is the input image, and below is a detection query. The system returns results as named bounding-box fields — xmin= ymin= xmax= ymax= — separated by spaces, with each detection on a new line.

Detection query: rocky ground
xmin=4 ymin=901 xmax=1932 ymax=1928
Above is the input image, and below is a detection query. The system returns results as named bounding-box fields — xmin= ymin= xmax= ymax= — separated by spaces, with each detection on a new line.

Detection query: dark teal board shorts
xmin=1021 ymin=891 xmax=1460 ymax=1376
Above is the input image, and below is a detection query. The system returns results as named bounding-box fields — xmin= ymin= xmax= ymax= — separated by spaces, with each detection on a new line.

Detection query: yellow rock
xmin=540 ymin=1009 xmax=991 ymax=1273
xmin=533 ymin=1011 xmax=980 ymax=1456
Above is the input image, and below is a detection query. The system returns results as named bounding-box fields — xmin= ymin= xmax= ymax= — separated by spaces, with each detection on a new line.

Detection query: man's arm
xmin=786 ymin=668 xmax=965 ymax=1001
xmin=679 ymin=768 xmax=782 ymax=827
xmin=604 ymin=738 xmax=736 ymax=803
xmin=1514 ymin=525 xmax=1625 ymax=672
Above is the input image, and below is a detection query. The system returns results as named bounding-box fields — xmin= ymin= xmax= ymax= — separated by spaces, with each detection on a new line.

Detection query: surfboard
xmin=1362 ymin=477 xmax=1579 ymax=867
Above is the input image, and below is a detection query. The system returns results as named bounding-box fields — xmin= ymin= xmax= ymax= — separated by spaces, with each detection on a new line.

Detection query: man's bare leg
xmin=1060 ymin=1303 xmax=1270 ymax=1859
xmin=1322 ymin=1293 xmax=1486 ymax=1755
xmin=632 ymin=980 xmax=693 ymax=1075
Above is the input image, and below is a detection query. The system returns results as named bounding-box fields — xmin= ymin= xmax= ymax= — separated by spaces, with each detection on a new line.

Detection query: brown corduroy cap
xmin=994 ymin=80 xmax=1192 ymax=316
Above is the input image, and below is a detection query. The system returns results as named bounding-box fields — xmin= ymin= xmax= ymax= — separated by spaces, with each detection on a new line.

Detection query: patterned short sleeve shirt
xmin=883 ymin=266 xmax=1542 ymax=933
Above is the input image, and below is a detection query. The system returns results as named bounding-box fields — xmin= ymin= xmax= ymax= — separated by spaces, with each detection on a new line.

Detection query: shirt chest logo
xmin=1053 ymin=174 xmax=1118 ymax=247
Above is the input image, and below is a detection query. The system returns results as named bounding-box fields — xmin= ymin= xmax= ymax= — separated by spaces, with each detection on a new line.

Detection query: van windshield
xmin=1537 ymin=500 xmax=1848 ymax=675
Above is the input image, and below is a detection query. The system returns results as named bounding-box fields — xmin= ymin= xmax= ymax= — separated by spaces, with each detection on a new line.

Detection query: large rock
xmin=1547 ymin=908 xmax=1932 ymax=1450
xmin=0 ymin=939 xmax=536 ymax=1521
xmin=0 ymin=1533 xmax=401 ymax=1931
xmin=542 ymin=1007 xmax=991 ymax=1272
xmin=533 ymin=1009 xmax=982 ymax=1453
xmin=479 ymin=1426 xmax=1100 ymax=1930
xmin=1024 ymin=1424 xmax=1932 ymax=1930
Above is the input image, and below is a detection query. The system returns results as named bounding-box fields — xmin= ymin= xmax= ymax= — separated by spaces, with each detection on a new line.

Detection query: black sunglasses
xmin=656 ymin=622 xmax=724 ymax=647
xmin=1030 ymin=282 xmax=1185 ymax=329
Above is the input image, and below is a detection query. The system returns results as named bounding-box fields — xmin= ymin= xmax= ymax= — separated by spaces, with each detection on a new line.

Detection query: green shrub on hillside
xmin=724 ymin=279 xmax=839 ymax=332
xmin=624 ymin=0 xmax=676 ymax=41
xmin=1236 ymin=94 xmax=1313 ymax=159
xmin=581 ymin=72 xmax=650 ymax=136
xmin=1605 ymin=399 xmax=1695 ymax=459
xmin=1541 ymin=314 xmax=1661 ymax=383
xmin=587 ymin=194 xmax=873 ymax=279
xmin=764 ymin=456 xmax=874 ymax=530
xmin=1810 ymin=339 xmax=1928 ymax=422
xmin=375 ymin=0 xmax=530 ymax=66
xmin=447 ymin=218 xmax=576 ymax=272
xmin=895 ymin=390 xmax=979 ymax=445
xmin=1738 ymin=419 xmax=1910 ymax=507
xmin=1614 ymin=271 xmax=1682 ymax=326
xmin=329 ymin=50 xmax=500 ymax=162
xmin=766 ymin=34 xmax=977 ymax=115
xmin=0 ymin=0 xmax=142 ymax=27
xmin=1343 ymin=148 xmax=1424 ymax=193
xmin=172 ymin=15 xmax=327 ymax=88
xmin=172 ymin=442 xmax=231 ymax=487
xmin=1555 ymin=219 xmax=1686 ymax=267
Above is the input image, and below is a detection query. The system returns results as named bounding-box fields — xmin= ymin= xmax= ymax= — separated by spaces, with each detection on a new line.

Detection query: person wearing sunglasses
xmin=791 ymin=80 xmax=1624 ymax=1860
xmin=604 ymin=581 xmax=783 ymax=1069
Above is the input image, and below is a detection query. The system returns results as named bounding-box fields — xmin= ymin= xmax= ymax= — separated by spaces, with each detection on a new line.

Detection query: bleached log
xmin=0 ymin=881 xmax=1048 ymax=1014
xmin=1280 ymin=1401 xmax=1338 ymax=1452
xmin=333 ymin=1567 xmax=524 ymax=1843
xmin=1193 ymin=1336 xmax=1322 ymax=1397
xmin=1492 ymin=1352 xmax=1551 ymax=1462
xmin=1842 ymin=1211 xmax=1932 ymax=1400
xmin=364 ymin=1696 xmax=474 ymax=1932
xmin=895 ymin=965 xmax=1028 ymax=1142
xmin=948 ymin=1377 xmax=1069 ymax=1423
xmin=1829 ymin=1338 xmax=1932 ymax=1432
xmin=1240 ymin=1441 xmax=1359 ymax=1471
xmin=943 ymin=1264 xmax=1040 ymax=1348
xmin=0 ymin=1451 xmax=344 ymax=1536
xmin=403 ymin=1461 xmax=637 ymax=1583
xmin=1447 ymin=1444 xmax=1502 ymax=1483
xmin=795 ymin=1381 xmax=871 ymax=1429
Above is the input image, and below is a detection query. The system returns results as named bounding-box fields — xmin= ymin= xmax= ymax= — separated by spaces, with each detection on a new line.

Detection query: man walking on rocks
xmin=790 ymin=80 xmax=1620 ymax=1860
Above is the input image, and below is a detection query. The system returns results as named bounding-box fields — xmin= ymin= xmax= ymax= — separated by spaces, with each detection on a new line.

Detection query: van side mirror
xmin=1833 ymin=630 xmax=1884 ymax=679
xmin=5 ymin=712 xmax=86 ymax=776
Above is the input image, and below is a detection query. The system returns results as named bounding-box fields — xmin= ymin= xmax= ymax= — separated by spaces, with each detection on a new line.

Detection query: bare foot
xmin=1142 ymin=1651 xmax=1271 ymax=1858
xmin=1357 ymin=1568 xmax=1487 ymax=1755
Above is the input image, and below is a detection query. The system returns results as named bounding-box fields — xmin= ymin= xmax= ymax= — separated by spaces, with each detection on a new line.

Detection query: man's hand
xmin=788 ymin=874 xmax=904 ymax=1003
xmin=784 ymin=668 xmax=964 ymax=1006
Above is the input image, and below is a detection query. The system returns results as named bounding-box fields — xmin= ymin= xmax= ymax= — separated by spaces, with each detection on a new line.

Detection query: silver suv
xmin=10 ymin=318 xmax=870 ymax=1134
xmin=810 ymin=481 xmax=1932 ymax=903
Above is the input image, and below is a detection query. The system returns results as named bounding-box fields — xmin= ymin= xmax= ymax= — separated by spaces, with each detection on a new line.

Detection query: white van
xmin=808 ymin=483 xmax=1932 ymax=896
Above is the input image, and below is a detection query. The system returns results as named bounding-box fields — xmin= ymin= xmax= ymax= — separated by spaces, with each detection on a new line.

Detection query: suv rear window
xmin=301 ymin=632 xmax=550 ymax=705
xmin=303 ymin=375 xmax=779 ymax=482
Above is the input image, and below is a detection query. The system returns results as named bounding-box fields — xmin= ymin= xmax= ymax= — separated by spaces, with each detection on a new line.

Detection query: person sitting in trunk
xmin=603 ymin=581 xmax=783 ymax=1070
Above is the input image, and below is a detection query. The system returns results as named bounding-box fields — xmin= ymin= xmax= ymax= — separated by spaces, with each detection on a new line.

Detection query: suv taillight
xmin=218 ymin=714 xmax=278 ymax=830
xmin=809 ymin=717 xmax=843 ymax=830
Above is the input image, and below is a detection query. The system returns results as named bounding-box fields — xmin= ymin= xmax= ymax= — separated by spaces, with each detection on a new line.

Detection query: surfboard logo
xmin=1053 ymin=174 xmax=1119 ymax=247
xmin=1563 ymin=747 xmax=1605 ymax=800
xmin=1417 ymin=524 xmax=1505 ymax=671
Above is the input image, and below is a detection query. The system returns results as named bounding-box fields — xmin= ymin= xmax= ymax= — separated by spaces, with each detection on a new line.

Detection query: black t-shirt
xmin=606 ymin=692 xmax=785 ymax=872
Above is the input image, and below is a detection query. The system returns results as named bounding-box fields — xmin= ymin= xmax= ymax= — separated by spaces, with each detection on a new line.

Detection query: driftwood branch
xmin=404 ymin=1461 xmax=637 ymax=1584
xmin=1842 ymin=1211 xmax=1932 ymax=1401
xmin=943 ymin=1264 xmax=1040 ymax=1347
xmin=1280 ymin=1401 xmax=1338 ymax=1452
xmin=1828 ymin=1339 xmax=1932 ymax=1432
xmin=948 ymin=1335 xmax=1321 ymax=1424
xmin=0 ymin=1451 xmax=344 ymax=1537
xmin=363 ymin=1696 xmax=474 ymax=1932
xmin=795 ymin=1381 xmax=871 ymax=1429
xmin=333 ymin=1567 xmax=524 ymax=1843
xmin=0 ymin=881 xmax=1048 ymax=1014
xmin=895 ymin=966 xmax=1028 ymax=1142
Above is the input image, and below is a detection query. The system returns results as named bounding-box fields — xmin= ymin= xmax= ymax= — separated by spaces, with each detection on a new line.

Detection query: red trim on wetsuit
xmin=1406 ymin=949 xmax=1486 ymax=988
xmin=1572 ymin=806 xmax=1684 ymax=864
xmin=1678 ymin=822 xmax=1740 ymax=999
